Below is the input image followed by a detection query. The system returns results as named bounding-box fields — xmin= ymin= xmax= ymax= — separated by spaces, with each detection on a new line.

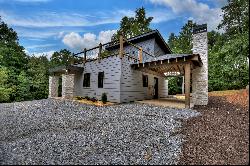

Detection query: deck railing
xmin=71 ymin=35 xmax=155 ymax=65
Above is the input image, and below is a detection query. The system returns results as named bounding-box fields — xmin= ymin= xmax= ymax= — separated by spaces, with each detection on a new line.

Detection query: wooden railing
xmin=71 ymin=35 xmax=155 ymax=65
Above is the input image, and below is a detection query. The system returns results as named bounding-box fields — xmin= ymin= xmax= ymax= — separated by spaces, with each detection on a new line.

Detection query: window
xmin=98 ymin=72 xmax=104 ymax=88
xmin=142 ymin=75 xmax=148 ymax=87
xmin=83 ymin=73 xmax=90 ymax=87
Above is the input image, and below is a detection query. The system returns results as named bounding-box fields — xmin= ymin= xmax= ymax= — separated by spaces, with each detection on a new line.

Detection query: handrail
xmin=72 ymin=34 xmax=156 ymax=64
xmin=123 ymin=37 xmax=155 ymax=57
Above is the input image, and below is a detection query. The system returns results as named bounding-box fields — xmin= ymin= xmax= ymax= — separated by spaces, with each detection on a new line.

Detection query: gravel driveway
xmin=0 ymin=99 xmax=200 ymax=165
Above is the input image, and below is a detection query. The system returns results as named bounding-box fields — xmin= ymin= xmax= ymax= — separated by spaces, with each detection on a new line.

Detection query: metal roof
xmin=105 ymin=30 xmax=172 ymax=54
xmin=144 ymin=54 xmax=193 ymax=63
xmin=49 ymin=65 xmax=84 ymax=74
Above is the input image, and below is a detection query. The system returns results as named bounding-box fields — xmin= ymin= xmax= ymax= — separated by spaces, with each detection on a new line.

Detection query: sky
xmin=0 ymin=0 xmax=227 ymax=58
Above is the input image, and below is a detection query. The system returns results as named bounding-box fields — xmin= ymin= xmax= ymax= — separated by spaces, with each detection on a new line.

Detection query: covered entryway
xmin=48 ymin=65 xmax=84 ymax=99
xmin=131 ymin=54 xmax=203 ymax=108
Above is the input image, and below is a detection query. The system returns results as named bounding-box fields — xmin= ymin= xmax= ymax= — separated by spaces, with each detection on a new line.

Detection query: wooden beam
xmin=119 ymin=35 xmax=124 ymax=58
xmin=83 ymin=48 xmax=87 ymax=63
xmin=139 ymin=68 xmax=165 ymax=77
xmin=98 ymin=43 xmax=102 ymax=61
xmin=139 ymin=47 xmax=143 ymax=63
xmin=185 ymin=63 xmax=191 ymax=108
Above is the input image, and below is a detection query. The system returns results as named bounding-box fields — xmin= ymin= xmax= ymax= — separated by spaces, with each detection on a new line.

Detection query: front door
xmin=154 ymin=77 xmax=158 ymax=99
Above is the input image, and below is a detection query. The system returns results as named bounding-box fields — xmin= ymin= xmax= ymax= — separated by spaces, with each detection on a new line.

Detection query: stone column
xmin=62 ymin=74 xmax=75 ymax=99
xmin=192 ymin=24 xmax=208 ymax=105
xmin=49 ymin=75 xmax=59 ymax=98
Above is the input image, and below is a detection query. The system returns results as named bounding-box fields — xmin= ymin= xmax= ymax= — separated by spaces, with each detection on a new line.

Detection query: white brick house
xmin=49 ymin=24 xmax=208 ymax=108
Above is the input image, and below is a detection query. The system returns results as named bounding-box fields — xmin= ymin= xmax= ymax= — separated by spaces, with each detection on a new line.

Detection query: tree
xmin=111 ymin=7 xmax=153 ymax=40
xmin=0 ymin=67 xmax=12 ymax=102
xmin=27 ymin=56 xmax=50 ymax=99
xmin=218 ymin=0 xmax=249 ymax=35
xmin=15 ymin=71 xmax=31 ymax=101
xmin=167 ymin=20 xmax=196 ymax=54
xmin=50 ymin=49 xmax=75 ymax=67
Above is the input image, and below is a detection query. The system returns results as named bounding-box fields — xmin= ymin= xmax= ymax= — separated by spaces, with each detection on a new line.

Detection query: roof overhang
xmin=106 ymin=30 xmax=172 ymax=54
xmin=131 ymin=54 xmax=203 ymax=75
xmin=49 ymin=65 xmax=84 ymax=75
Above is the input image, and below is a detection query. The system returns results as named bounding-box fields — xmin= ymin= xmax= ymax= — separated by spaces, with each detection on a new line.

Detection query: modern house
xmin=48 ymin=24 xmax=208 ymax=108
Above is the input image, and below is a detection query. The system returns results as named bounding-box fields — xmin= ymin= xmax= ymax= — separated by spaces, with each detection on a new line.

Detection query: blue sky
xmin=0 ymin=0 xmax=227 ymax=58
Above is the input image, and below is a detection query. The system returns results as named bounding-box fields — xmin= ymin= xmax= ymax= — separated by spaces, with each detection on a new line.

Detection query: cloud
xmin=62 ymin=30 xmax=117 ymax=50
xmin=0 ymin=10 xmax=121 ymax=28
xmin=27 ymin=50 xmax=55 ymax=59
xmin=149 ymin=0 xmax=223 ymax=31
xmin=26 ymin=44 xmax=55 ymax=49
xmin=149 ymin=9 xmax=177 ymax=23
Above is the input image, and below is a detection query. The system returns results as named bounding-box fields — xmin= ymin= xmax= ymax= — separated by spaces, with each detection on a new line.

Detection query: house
xmin=48 ymin=24 xmax=208 ymax=108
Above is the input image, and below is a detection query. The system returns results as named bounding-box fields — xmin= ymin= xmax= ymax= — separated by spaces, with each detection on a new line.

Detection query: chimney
xmin=191 ymin=24 xmax=208 ymax=105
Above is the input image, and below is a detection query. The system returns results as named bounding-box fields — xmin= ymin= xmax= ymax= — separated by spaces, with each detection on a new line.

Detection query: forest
xmin=0 ymin=0 xmax=249 ymax=102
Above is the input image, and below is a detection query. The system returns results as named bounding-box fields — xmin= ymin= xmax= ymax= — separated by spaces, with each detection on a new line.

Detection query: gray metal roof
xmin=144 ymin=54 xmax=192 ymax=63
xmin=49 ymin=65 xmax=84 ymax=74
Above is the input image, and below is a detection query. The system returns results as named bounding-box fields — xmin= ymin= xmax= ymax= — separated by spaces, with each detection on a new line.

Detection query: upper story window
xmin=98 ymin=72 xmax=104 ymax=88
xmin=142 ymin=74 xmax=148 ymax=87
xmin=83 ymin=73 xmax=90 ymax=87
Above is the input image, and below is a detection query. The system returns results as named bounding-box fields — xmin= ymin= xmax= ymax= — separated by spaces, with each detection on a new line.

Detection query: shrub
xmin=101 ymin=93 xmax=107 ymax=104
xmin=85 ymin=96 xmax=90 ymax=100
xmin=76 ymin=96 xmax=83 ymax=100
xmin=90 ymin=97 xmax=97 ymax=102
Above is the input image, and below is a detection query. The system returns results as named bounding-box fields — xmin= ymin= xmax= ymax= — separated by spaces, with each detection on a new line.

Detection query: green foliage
xmin=111 ymin=7 xmax=153 ymax=40
xmin=50 ymin=49 xmax=73 ymax=67
xmin=101 ymin=93 xmax=107 ymax=104
xmin=167 ymin=77 xmax=182 ymax=95
xmin=168 ymin=20 xmax=196 ymax=54
xmin=168 ymin=0 xmax=249 ymax=92
xmin=100 ymin=50 xmax=112 ymax=58
xmin=15 ymin=71 xmax=31 ymax=101
xmin=90 ymin=97 xmax=97 ymax=102
xmin=27 ymin=56 xmax=50 ymax=99
xmin=0 ymin=67 xmax=13 ymax=102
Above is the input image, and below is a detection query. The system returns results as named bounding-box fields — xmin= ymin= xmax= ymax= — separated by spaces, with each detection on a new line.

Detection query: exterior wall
xmin=71 ymin=38 xmax=169 ymax=103
xmin=120 ymin=55 xmax=168 ymax=103
xmin=154 ymin=41 xmax=166 ymax=57
xmin=192 ymin=31 xmax=208 ymax=105
xmin=48 ymin=76 xmax=59 ymax=98
xmin=110 ymin=39 xmax=156 ymax=62
xmin=75 ymin=55 xmax=122 ymax=103
xmin=62 ymin=74 xmax=75 ymax=99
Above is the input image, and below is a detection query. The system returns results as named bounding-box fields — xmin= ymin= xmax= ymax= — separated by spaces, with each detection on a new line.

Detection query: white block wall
xmin=75 ymin=55 xmax=122 ymax=103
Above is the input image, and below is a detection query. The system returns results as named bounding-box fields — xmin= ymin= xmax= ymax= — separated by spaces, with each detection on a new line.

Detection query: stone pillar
xmin=192 ymin=24 xmax=208 ymax=105
xmin=62 ymin=74 xmax=75 ymax=99
xmin=49 ymin=75 xmax=59 ymax=98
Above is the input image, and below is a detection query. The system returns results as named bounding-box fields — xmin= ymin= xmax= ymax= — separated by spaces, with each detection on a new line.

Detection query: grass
xmin=208 ymin=89 xmax=242 ymax=96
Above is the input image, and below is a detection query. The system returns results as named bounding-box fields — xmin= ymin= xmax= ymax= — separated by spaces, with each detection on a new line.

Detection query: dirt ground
xmin=178 ymin=89 xmax=249 ymax=165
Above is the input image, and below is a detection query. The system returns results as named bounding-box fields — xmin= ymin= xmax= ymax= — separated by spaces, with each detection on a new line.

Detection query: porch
xmin=131 ymin=53 xmax=203 ymax=109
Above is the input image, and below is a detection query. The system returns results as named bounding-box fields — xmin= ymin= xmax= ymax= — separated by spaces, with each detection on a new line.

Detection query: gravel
xmin=0 ymin=99 xmax=200 ymax=165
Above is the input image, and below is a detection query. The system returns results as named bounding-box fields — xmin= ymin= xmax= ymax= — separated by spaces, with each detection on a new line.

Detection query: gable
xmin=105 ymin=30 xmax=172 ymax=55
